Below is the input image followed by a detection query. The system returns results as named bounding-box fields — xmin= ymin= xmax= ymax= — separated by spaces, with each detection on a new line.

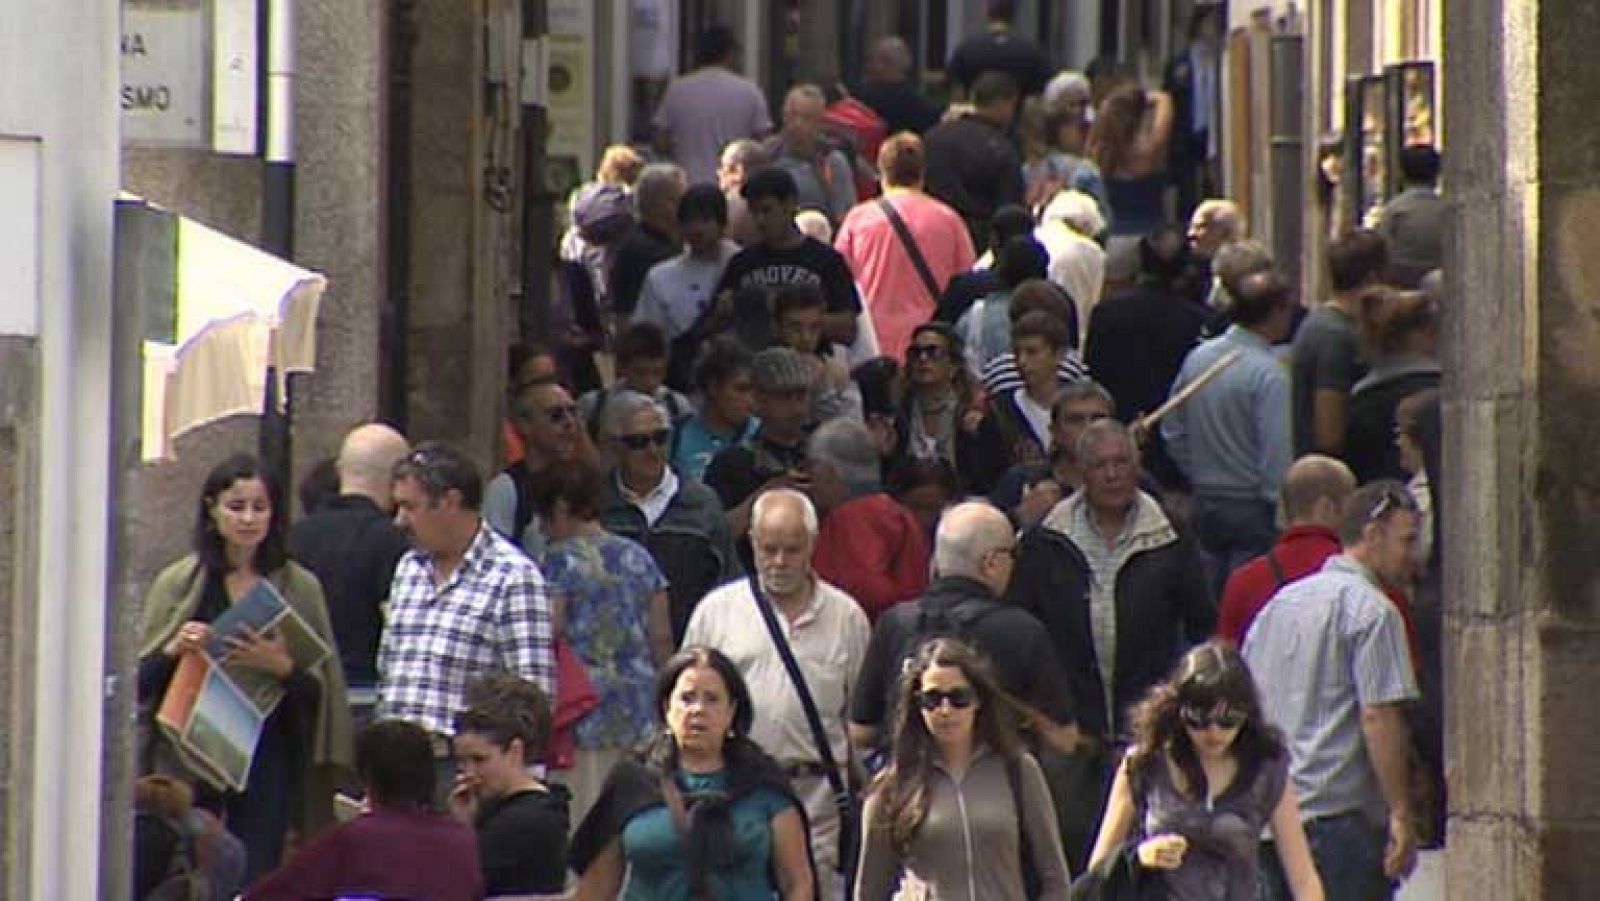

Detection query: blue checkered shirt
xmin=377 ymin=523 xmax=555 ymax=736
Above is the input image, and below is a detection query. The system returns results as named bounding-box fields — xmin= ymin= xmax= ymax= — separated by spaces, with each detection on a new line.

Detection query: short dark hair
xmin=1399 ymin=144 xmax=1441 ymax=186
xmin=392 ymin=441 xmax=483 ymax=509
xmin=507 ymin=339 xmax=556 ymax=388
xmin=693 ymin=335 xmax=755 ymax=394
xmin=613 ymin=320 xmax=669 ymax=366
xmin=297 ymin=455 xmax=340 ymax=516
xmin=1009 ymin=278 xmax=1074 ymax=325
xmin=1139 ymin=227 xmax=1193 ymax=283
xmin=972 ymin=71 xmax=1020 ymax=107
xmin=741 ymin=166 xmax=799 ymax=204
xmin=694 ymin=24 xmax=738 ymax=66
xmin=678 ymin=182 xmax=729 ymax=225
xmin=990 ymin=204 xmax=1035 ymax=249
xmin=986 ymin=0 xmax=1017 ymax=23
xmin=851 ymin=356 xmax=900 ymax=419
xmin=772 ymin=282 xmax=827 ymax=320
xmin=356 ymin=719 xmax=437 ymax=809
xmin=1338 ymin=479 xmax=1418 ymax=546
xmin=453 ymin=673 xmax=554 ymax=762
xmin=1011 ymin=309 xmax=1069 ymax=350
xmin=1327 ymin=229 xmax=1389 ymax=292
xmin=1230 ymin=270 xmax=1293 ymax=327
xmin=193 ymin=453 xmax=288 ymax=579
xmin=530 ymin=458 xmax=605 ymax=523
xmin=996 ymin=235 xmax=1049 ymax=288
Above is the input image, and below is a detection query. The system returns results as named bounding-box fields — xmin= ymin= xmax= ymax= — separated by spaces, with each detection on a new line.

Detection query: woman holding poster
xmin=138 ymin=453 xmax=353 ymax=883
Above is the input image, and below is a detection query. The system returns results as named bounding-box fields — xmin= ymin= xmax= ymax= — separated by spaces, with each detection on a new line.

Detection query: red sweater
xmin=243 ymin=806 xmax=484 ymax=901
xmin=1218 ymin=524 xmax=1420 ymax=672
xmin=812 ymin=493 xmax=930 ymax=621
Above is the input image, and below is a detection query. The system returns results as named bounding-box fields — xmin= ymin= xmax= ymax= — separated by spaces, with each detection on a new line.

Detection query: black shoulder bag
xmin=878 ymin=197 xmax=943 ymax=305
xmin=749 ymin=577 xmax=859 ymax=898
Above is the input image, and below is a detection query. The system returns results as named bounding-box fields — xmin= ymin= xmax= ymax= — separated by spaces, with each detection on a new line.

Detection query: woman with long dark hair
xmin=855 ymin=638 xmax=1073 ymax=901
xmin=1087 ymin=642 xmax=1322 ymax=900
xmin=894 ymin=321 xmax=987 ymax=493
xmin=138 ymin=453 xmax=352 ymax=882
xmin=570 ymin=646 xmax=816 ymax=900
xmin=1088 ymin=85 xmax=1175 ymax=246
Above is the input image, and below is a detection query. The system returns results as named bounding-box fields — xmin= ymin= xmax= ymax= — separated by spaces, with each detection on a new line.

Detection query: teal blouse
xmin=620 ymin=769 xmax=795 ymax=900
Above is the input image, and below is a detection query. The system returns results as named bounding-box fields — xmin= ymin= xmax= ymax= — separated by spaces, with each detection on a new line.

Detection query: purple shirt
xmin=654 ymin=67 xmax=772 ymax=183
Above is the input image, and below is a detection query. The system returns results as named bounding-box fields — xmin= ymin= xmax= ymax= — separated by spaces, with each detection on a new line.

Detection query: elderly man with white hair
xmin=805 ymin=418 xmax=929 ymax=621
xmin=683 ymin=488 xmax=871 ymax=901
xmin=596 ymin=390 xmax=741 ymax=640
xmin=1035 ymin=189 xmax=1108 ymax=349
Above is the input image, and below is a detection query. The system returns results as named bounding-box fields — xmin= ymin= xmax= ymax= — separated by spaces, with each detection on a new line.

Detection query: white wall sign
xmin=0 ymin=137 xmax=41 ymax=336
xmin=122 ymin=5 xmax=209 ymax=148
xmin=212 ymin=0 xmax=259 ymax=154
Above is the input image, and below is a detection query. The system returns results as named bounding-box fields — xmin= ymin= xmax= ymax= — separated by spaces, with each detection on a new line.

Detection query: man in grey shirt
xmin=766 ymin=84 xmax=857 ymax=225
xmin=1243 ymin=480 xmax=1420 ymax=901
xmin=1376 ymin=145 xmax=1445 ymax=289
xmin=1163 ymin=269 xmax=1295 ymax=599
xmin=1291 ymin=230 xmax=1385 ymax=457
xmin=652 ymin=25 xmax=772 ymax=184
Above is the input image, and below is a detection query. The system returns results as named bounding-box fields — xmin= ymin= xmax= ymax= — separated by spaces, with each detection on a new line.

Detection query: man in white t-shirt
xmin=652 ymin=25 xmax=772 ymax=184
xmin=634 ymin=184 xmax=739 ymax=343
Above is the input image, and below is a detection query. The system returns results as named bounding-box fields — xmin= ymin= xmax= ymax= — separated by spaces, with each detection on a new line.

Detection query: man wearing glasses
xmin=1243 ymin=481 xmax=1421 ymax=900
xmin=597 ymin=390 xmax=741 ymax=642
xmin=483 ymin=378 xmax=595 ymax=556
xmin=378 ymin=442 xmax=556 ymax=799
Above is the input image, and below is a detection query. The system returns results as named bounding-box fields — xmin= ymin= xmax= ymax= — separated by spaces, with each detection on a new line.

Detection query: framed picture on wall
xmin=1344 ymin=74 xmax=1388 ymax=229
xmin=1385 ymin=61 xmax=1437 ymax=190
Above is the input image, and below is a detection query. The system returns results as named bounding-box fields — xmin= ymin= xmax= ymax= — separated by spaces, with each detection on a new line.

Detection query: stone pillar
xmin=292 ymin=0 xmax=387 ymax=492
xmin=1443 ymin=0 xmax=1600 ymax=895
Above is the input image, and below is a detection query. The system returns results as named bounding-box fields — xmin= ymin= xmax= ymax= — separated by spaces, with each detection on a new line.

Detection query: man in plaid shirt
xmin=377 ymin=442 xmax=555 ymax=780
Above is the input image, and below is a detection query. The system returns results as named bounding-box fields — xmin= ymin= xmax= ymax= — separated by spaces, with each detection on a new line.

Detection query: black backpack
xmin=883 ymin=597 xmax=1008 ymax=726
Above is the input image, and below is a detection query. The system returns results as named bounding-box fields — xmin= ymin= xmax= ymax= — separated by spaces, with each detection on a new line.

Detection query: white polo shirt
xmin=683 ymin=576 xmax=870 ymax=766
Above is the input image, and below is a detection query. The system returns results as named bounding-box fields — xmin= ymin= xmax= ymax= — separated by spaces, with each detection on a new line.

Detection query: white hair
xmin=932 ymin=502 xmax=1013 ymax=579
xmin=795 ymin=208 xmax=833 ymax=243
xmin=751 ymin=488 xmax=820 ymax=536
xmin=806 ymin=418 xmax=880 ymax=492
xmin=634 ymin=163 xmax=688 ymax=218
xmin=600 ymin=389 xmax=668 ymax=438
xmin=1042 ymin=189 xmax=1104 ymax=239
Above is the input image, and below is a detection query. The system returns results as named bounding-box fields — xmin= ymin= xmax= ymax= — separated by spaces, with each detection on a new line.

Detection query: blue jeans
xmin=1193 ymin=495 xmax=1278 ymax=601
xmin=1259 ymin=813 xmax=1392 ymax=901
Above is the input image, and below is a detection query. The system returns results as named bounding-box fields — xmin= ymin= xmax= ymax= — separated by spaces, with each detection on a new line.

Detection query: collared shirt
xmin=377 ymin=523 xmax=555 ymax=736
xmin=619 ymin=467 xmax=679 ymax=528
xmin=1068 ymin=499 xmax=1137 ymax=720
xmin=1242 ymin=554 xmax=1418 ymax=824
xmin=683 ymin=576 xmax=870 ymax=767
xmin=1163 ymin=325 xmax=1293 ymax=503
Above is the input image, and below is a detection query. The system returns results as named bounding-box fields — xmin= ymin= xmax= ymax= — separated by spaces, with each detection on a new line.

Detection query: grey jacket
xmin=856 ymin=747 xmax=1073 ymax=901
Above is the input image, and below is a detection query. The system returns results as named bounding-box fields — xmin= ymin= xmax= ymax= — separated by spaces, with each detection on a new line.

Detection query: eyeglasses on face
xmin=539 ymin=403 xmax=579 ymax=425
xmin=907 ymin=344 xmax=950 ymax=362
xmin=1180 ymin=706 xmax=1246 ymax=731
xmin=616 ymin=428 xmax=672 ymax=451
xmin=917 ymin=686 xmax=976 ymax=711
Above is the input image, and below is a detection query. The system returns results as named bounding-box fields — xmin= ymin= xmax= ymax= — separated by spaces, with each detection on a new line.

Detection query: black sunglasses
xmin=617 ymin=428 xmax=672 ymax=450
xmin=1180 ymin=706 xmax=1246 ymax=731
xmin=917 ymin=686 xmax=976 ymax=712
xmin=540 ymin=403 xmax=579 ymax=425
xmin=907 ymin=344 xmax=949 ymax=362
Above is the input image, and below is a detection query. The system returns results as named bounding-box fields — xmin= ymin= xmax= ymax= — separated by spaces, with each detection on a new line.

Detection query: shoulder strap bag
xmin=878 ymin=197 xmax=943 ymax=304
xmin=749 ymin=577 xmax=858 ymax=898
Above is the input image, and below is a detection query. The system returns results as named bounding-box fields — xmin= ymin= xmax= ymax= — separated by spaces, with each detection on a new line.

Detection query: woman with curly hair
xmin=1087 ymin=642 xmax=1323 ymax=900
xmin=570 ymin=646 xmax=816 ymax=900
xmin=855 ymin=637 xmax=1073 ymax=900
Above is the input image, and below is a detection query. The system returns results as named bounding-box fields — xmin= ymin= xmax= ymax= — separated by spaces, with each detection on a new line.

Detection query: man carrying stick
xmin=1162 ymin=270 xmax=1296 ymax=599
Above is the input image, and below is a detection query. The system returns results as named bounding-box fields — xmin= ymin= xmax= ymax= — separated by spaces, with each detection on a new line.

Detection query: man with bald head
xmin=849 ymin=501 xmax=1081 ymax=762
xmin=289 ymin=423 xmax=413 ymax=717
xmin=684 ymin=489 xmax=869 ymax=901
xmin=1216 ymin=454 xmax=1356 ymax=646
xmin=856 ymin=36 xmax=939 ymax=135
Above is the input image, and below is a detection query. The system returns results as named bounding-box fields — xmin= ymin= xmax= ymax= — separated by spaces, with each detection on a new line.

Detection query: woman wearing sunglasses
xmin=855 ymin=638 xmax=1073 ymax=901
xmin=894 ymin=322 xmax=989 ymax=494
xmin=1086 ymin=642 xmax=1323 ymax=900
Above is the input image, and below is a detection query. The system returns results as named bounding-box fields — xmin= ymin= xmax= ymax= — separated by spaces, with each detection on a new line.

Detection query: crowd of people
xmin=132 ymin=1 xmax=1450 ymax=898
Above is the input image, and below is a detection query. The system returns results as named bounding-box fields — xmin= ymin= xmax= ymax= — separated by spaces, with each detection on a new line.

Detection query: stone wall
xmin=0 ymin=338 xmax=39 ymax=901
xmin=1443 ymin=0 xmax=1600 ymax=895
